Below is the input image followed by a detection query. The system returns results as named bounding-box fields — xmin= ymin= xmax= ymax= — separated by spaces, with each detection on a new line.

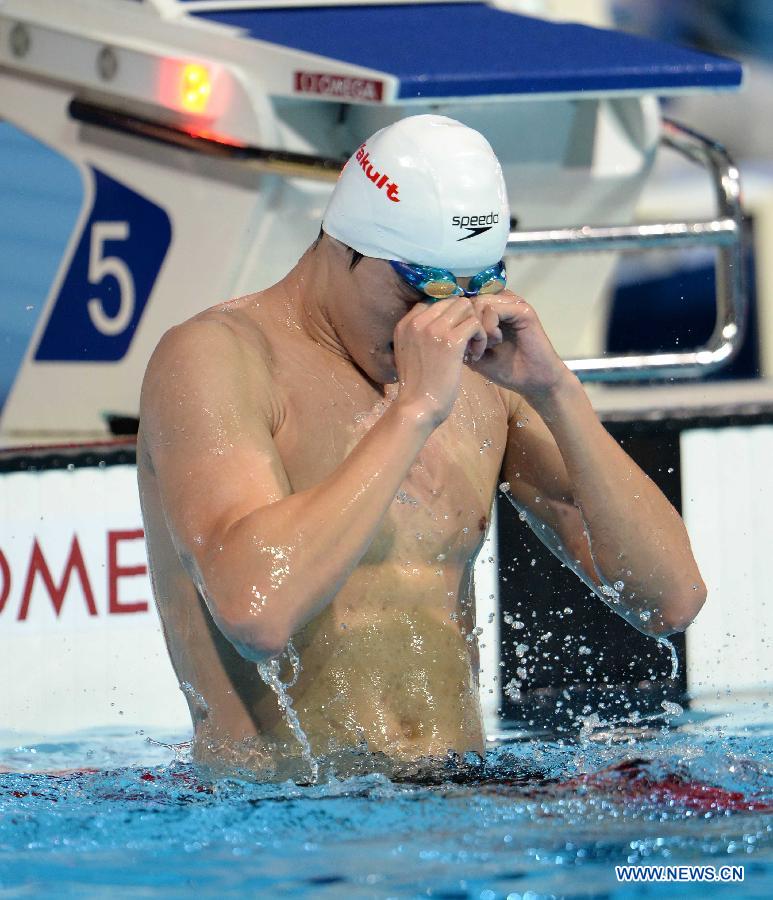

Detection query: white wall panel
xmin=474 ymin=502 xmax=501 ymax=730
xmin=681 ymin=426 xmax=773 ymax=693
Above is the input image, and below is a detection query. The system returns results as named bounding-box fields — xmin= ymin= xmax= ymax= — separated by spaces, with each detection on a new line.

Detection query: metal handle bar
xmin=69 ymin=102 xmax=745 ymax=381
xmin=507 ymin=118 xmax=746 ymax=382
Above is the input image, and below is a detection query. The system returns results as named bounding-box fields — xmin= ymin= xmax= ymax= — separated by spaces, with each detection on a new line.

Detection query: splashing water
xmin=256 ymin=641 xmax=318 ymax=783
xmin=658 ymin=636 xmax=680 ymax=680
xmin=179 ymin=681 xmax=210 ymax=715
xmin=143 ymin=735 xmax=192 ymax=765
xmin=499 ymin=481 xmax=682 ymax=683
xmin=2 ymin=691 xmax=772 ymax=897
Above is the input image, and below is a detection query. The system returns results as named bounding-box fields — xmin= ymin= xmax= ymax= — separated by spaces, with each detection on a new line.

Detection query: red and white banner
xmin=1 ymin=528 xmax=149 ymax=627
xmin=0 ymin=463 xmax=188 ymax=737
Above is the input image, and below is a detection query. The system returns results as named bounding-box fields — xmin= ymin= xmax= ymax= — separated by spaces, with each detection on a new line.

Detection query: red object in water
xmin=2 ymin=759 xmax=770 ymax=811
xmin=565 ymin=758 xmax=773 ymax=814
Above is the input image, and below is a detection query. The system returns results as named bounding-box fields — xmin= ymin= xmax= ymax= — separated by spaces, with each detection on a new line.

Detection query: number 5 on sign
xmin=87 ymin=222 xmax=134 ymax=337
xmin=36 ymin=168 xmax=171 ymax=362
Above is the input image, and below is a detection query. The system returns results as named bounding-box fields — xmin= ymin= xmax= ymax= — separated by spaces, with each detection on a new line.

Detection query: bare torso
xmin=138 ymin=289 xmax=510 ymax=779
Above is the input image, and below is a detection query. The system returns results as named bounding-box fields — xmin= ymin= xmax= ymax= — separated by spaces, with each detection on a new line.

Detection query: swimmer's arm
xmin=498 ymin=378 xmax=706 ymax=636
xmin=140 ymin=320 xmax=435 ymax=663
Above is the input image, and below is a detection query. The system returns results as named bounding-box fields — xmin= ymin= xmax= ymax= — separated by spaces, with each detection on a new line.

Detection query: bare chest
xmin=269 ymin=357 xmax=509 ymax=566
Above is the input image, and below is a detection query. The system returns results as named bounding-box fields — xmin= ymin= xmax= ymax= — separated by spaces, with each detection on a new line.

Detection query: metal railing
xmin=507 ymin=119 xmax=746 ymax=381
xmin=69 ymin=102 xmax=746 ymax=381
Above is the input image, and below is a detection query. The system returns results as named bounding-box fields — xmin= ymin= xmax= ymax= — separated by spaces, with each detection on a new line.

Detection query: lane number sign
xmin=35 ymin=168 xmax=171 ymax=361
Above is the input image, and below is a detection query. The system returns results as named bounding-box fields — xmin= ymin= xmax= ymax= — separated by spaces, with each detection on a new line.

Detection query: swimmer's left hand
xmin=467 ymin=292 xmax=571 ymax=405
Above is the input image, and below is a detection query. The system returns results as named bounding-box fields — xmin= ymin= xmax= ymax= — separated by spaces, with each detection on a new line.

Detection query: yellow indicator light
xmin=180 ymin=64 xmax=212 ymax=114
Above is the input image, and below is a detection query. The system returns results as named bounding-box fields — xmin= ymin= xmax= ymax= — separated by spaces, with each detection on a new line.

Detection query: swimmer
xmin=137 ymin=115 xmax=706 ymax=781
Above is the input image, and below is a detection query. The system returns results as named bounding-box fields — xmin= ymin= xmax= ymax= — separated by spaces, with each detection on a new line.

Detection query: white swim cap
xmin=322 ymin=115 xmax=510 ymax=276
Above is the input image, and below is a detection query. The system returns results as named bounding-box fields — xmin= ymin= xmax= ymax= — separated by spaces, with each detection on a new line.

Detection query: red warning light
xmin=180 ymin=63 xmax=212 ymax=114
xmin=158 ymin=57 xmax=233 ymax=134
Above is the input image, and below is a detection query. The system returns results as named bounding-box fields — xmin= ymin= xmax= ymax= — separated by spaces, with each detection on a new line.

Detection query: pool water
xmin=1 ymin=692 xmax=771 ymax=898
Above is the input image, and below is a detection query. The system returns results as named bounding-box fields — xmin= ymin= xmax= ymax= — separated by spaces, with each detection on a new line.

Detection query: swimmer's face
xmin=332 ymin=251 xmax=427 ymax=385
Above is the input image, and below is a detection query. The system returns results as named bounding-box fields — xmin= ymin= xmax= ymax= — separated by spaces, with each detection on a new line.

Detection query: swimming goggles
xmin=389 ymin=259 xmax=507 ymax=301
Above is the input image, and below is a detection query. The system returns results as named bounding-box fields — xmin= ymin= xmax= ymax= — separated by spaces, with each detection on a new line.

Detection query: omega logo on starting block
xmin=293 ymin=71 xmax=384 ymax=103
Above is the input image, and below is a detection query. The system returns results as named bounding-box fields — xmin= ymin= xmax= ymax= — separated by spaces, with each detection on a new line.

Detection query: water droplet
xmin=661 ymin=700 xmax=683 ymax=717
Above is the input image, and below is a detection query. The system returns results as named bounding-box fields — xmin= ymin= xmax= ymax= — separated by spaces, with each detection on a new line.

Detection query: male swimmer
xmin=138 ymin=115 xmax=706 ymax=781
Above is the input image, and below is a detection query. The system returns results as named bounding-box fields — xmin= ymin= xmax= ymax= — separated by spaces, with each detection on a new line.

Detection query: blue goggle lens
xmin=390 ymin=260 xmax=506 ymax=301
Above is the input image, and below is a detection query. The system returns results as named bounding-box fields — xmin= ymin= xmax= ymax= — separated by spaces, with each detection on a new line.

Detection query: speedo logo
xmin=453 ymin=212 xmax=499 ymax=241
xmin=354 ymin=144 xmax=400 ymax=203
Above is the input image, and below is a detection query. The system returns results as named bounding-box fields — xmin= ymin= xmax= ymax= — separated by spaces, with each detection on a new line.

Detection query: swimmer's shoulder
xmin=495 ymin=384 xmax=524 ymax=422
xmin=460 ymin=367 xmax=521 ymax=424
xmin=182 ymin=289 xmax=277 ymax=362
xmin=144 ymin=289 xmax=278 ymax=383
xmin=140 ymin=290 xmax=282 ymax=443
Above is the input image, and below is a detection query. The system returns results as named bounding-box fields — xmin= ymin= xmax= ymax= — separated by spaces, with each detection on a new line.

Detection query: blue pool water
xmin=1 ymin=693 xmax=771 ymax=898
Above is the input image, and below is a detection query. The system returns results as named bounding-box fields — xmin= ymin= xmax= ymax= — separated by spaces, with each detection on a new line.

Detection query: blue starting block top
xmin=188 ymin=2 xmax=743 ymax=100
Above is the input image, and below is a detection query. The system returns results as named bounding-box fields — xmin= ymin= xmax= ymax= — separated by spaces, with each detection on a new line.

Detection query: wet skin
xmin=138 ymin=238 xmax=706 ymax=781
xmin=138 ymin=284 xmax=509 ymax=777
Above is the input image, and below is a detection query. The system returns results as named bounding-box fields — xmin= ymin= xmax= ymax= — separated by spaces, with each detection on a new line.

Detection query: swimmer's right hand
xmin=392 ymin=297 xmax=487 ymax=427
